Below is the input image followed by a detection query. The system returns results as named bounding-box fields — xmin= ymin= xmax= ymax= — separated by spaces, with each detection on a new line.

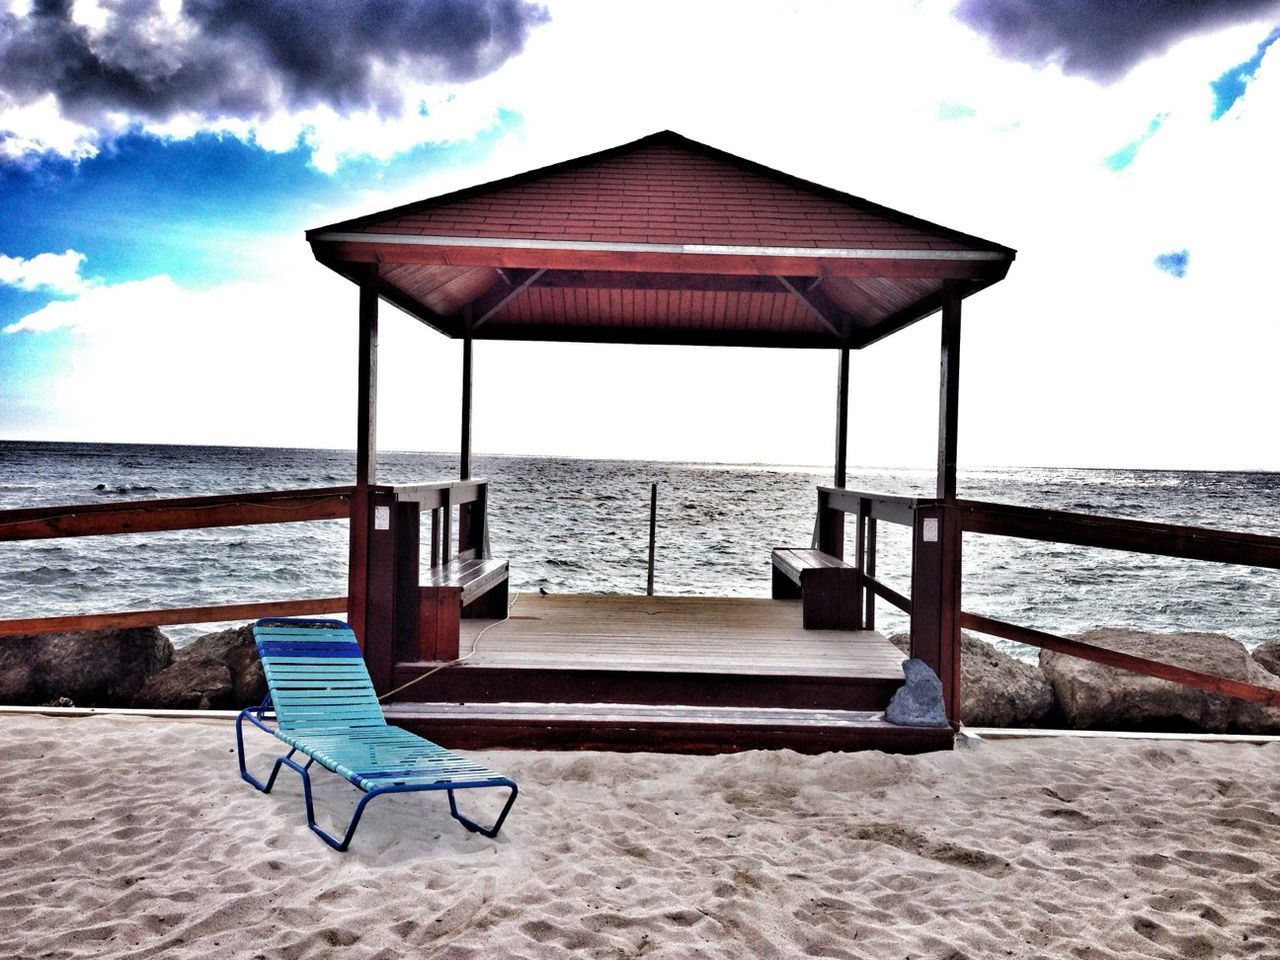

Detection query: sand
xmin=2 ymin=715 xmax=1278 ymax=959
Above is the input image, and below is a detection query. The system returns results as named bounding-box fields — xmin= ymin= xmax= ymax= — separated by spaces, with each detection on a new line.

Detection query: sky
xmin=1 ymin=0 xmax=1278 ymax=471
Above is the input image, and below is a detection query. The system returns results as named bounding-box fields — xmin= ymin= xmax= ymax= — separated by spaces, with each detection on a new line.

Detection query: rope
xmin=377 ymin=590 xmax=521 ymax=702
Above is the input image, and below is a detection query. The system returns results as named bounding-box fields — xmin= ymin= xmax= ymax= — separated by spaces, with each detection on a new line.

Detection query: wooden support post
xmin=814 ymin=488 xmax=844 ymax=559
xmin=460 ymin=333 xmax=473 ymax=481
xmin=834 ymin=346 xmax=850 ymax=488
xmin=936 ymin=288 xmax=962 ymax=501
xmin=910 ymin=503 xmax=961 ymax=723
xmin=348 ymin=275 xmax=379 ymax=645
xmin=393 ymin=501 xmax=422 ymax=665
xmin=362 ymin=485 xmax=397 ymax=694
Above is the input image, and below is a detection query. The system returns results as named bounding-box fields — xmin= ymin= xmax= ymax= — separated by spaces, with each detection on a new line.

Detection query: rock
xmin=1252 ymin=638 xmax=1280 ymax=679
xmin=887 ymin=631 xmax=1053 ymax=727
xmin=134 ymin=625 xmax=265 ymax=710
xmin=0 ymin=628 xmax=172 ymax=707
xmin=1041 ymin=629 xmax=1280 ymax=733
xmin=884 ymin=659 xmax=948 ymax=727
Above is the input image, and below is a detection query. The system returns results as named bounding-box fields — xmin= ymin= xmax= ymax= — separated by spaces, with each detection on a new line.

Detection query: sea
xmin=2 ymin=440 xmax=1278 ymax=659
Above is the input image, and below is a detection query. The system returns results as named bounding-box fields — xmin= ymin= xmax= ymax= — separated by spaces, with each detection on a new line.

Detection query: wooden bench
xmin=771 ymin=547 xmax=860 ymax=630
xmin=419 ymin=557 xmax=509 ymax=661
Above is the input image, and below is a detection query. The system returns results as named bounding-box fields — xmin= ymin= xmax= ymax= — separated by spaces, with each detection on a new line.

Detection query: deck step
xmin=382 ymin=701 xmax=954 ymax=754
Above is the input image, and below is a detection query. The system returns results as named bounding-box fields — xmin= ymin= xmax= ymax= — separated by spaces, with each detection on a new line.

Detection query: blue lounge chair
xmin=236 ymin=617 xmax=517 ymax=851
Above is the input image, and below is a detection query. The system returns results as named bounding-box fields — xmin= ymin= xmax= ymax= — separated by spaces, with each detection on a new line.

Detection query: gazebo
xmin=306 ymin=130 xmax=1016 ymax=751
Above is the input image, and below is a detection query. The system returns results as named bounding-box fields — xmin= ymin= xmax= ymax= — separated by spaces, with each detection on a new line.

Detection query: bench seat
xmin=771 ymin=547 xmax=861 ymax=630
xmin=419 ymin=557 xmax=509 ymax=660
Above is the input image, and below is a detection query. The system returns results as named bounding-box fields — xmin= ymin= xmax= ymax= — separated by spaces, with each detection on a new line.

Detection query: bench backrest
xmin=251 ymin=618 xmax=386 ymax=732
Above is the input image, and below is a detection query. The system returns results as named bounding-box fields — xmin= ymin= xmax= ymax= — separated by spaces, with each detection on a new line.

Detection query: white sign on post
xmin=374 ymin=505 xmax=391 ymax=530
xmin=922 ymin=518 xmax=939 ymax=542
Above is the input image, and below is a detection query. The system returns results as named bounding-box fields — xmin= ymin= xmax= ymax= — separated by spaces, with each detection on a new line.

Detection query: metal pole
xmin=646 ymin=482 xmax=658 ymax=596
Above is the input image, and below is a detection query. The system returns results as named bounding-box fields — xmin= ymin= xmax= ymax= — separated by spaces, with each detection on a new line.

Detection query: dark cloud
xmin=954 ymin=0 xmax=1280 ymax=81
xmin=0 ymin=0 xmax=549 ymax=126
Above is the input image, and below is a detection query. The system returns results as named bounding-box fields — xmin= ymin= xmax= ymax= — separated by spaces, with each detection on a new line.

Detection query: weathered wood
xmin=953 ymin=499 xmax=1280 ymax=570
xmin=394 ymin=479 xmax=485 ymax=509
xmin=863 ymin=572 xmax=910 ymax=615
xmin=361 ymin=486 xmax=397 ymax=693
xmin=356 ymin=276 xmax=379 ymax=488
xmin=646 ymin=482 xmax=658 ymax=596
xmin=817 ymin=487 xmax=920 ymax=526
xmin=393 ymin=501 xmax=422 ymax=664
xmin=0 ymin=597 xmax=348 ymax=638
xmin=418 ymin=585 xmax=462 ymax=661
xmin=0 ymin=488 xmax=352 ymax=543
xmin=865 ymin=516 xmax=878 ymax=628
xmin=814 ymin=490 xmax=845 ymax=558
xmin=460 ymin=333 xmax=473 ymax=480
xmin=834 ymin=345 xmax=850 ymax=488
xmin=382 ymin=702 xmax=954 ymax=754
xmin=961 ymin=612 xmax=1280 ymax=707
xmin=910 ymin=504 xmax=945 ymax=697
xmin=769 ymin=549 xmax=861 ymax=630
xmin=937 ymin=287 xmax=961 ymax=500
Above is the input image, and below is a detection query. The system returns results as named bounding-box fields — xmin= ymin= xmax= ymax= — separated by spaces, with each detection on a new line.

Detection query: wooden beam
xmin=0 ymin=597 xmax=348 ymax=638
xmin=834 ymin=346 xmax=850 ymax=488
xmin=533 ymin=270 xmax=784 ymax=293
xmin=356 ymin=276 xmax=379 ymax=488
xmin=471 ymin=267 xmax=545 ymax=328
xmin=313 ymin=239 xmax=1013 ymax=282
xmin=962 ymin=612 xmax=1280 ymax=707
xmin=952 ymin=499 xmax=1280 ymax=569
xmin=460 ymin=333 xmax=473 ymax=480
xmin=0 ymin=488 xmax=352 ymax=542
xmin=775 ymin=276 xmax=843 ymax=339
xmin=936 ymin=287 xmax=961 ymax=500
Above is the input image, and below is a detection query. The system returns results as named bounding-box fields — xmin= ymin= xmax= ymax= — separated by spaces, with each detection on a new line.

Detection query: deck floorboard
xmin=438 ymin=593 xmax=904 ymax=679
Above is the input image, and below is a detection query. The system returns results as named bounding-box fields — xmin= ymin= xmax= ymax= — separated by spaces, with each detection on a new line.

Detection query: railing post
xmin=815 ymin=488 xmax=845 ymax=558
xmin=393 ymin=498 xmax=421 ymax=664
xmin=910 ymin=501 xmax=961 ymax=723
xmin=360 ymin=485 xmax=397 ymax=694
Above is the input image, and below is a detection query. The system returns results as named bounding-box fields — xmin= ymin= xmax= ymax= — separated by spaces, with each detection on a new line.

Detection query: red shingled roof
xmin=308 ymin=131 xmax=1014 ymax=349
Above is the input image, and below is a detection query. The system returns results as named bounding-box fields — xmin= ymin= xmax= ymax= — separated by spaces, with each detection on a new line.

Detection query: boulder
xmin=1040 ymin=629 xmax=1280 ymax=734
xmin=884 ymin=659 xmax=948 ymax=727
xmin=0 ymin=628 xmax=172 ymax=707
xmin=1252 ymin=638 xmax=1280 ymax=679
xmin=134 ymin=624 xmax=266 ymax=710
xmin=887 ymin=631 xmax=1054 ymax=727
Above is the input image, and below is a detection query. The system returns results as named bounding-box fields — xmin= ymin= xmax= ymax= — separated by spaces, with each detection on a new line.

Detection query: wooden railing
xmin=813 ymin=487 xmax=1280 ymax=722
xmin=348 ymin=479 xmax=490 ymax=690
xmin=0 ymin=487 xmax=353 ymax=637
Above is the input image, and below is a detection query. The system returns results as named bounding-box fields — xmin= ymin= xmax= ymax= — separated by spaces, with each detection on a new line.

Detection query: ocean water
xmin=1 ymin=440 xmax=1278 ymax=657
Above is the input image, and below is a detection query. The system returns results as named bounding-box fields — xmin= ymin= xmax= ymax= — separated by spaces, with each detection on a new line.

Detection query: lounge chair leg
xmin=276 ymin=755 xmax=376 ymax=852
xmin=447 ymin=781 xmax=519 ymax=838
xmin=236 ymin=708 xmax=295 ymax=794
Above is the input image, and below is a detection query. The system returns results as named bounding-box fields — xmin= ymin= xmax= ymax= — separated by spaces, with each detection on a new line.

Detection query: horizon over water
xmin=1 ymin=439 xmax=1277 ymax=657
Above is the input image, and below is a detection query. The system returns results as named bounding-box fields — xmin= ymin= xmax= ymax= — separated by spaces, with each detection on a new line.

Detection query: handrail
xmin=0 ymin=487 xmax=353 ymax=542
xmin=863 ymin=574 xmax=911 ymax=615
xmin=953 ymin=498 xmax=1280 ymax=569
xmin=392 ymin=478 xmax=486 ymax=510
xmin=0 ymin=597 xmax=348 ymax=639
xmin=818 ymin=487 xmax=925 ymax=526
xmin=961 ymin=611 xmax=1280 ymax=707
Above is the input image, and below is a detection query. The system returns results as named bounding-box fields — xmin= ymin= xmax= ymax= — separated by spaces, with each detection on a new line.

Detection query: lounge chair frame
xmin=236 ymin=617 xmax=517 ymax=852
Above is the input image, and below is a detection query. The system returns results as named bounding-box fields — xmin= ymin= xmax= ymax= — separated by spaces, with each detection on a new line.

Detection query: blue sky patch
xmin=1210 ymin=26 xmax=1280 ymax=120
xmin=938 ymin=100 xmax=977 ymax=121
xmin=1103 ymin=113 xmax=1166 ymax=171
xmin=1154 ymin=249 xmax=1190 ymax=278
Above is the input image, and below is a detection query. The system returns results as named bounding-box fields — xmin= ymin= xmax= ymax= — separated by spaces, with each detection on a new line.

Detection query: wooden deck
xmin=387 ymin=594 xmax=951 ymax=753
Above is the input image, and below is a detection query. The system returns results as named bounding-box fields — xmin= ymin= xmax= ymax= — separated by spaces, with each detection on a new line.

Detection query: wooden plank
xmin=392 ymin=501 xmax=421 ymax=664
xmin=0 ymin=488 xmax=352 ymax=543
xmin=459 ymin=333 xmax=473 ymax=479
xmin=0 ymin=596 xmax=347 ymax=637
xmin=834 ymin=344 xmax=850 ymax=487
xmin=864 ymin=573 xmax=910 ymax=615
xmin=954 ymin=499 xmax=1280 ymax=570
xmin=362 ymin=486 xmax=397 ymax=693
xmin=936 ymin=286 xmax=961 ymax=500
xmin=817 ymin=487 xmax=920 ymax=526
xmin=356 ymin=276 xmax=379 ymax=488
xmin=961 ymin=611 xmax=1280 ymax=707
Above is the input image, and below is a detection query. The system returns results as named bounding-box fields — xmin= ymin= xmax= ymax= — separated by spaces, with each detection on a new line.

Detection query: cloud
xmin=0 ymin=249 xmax=96 ymax=296
xmin=1210 ymin=25 xmax=1280 ymax=117
xmin=0 ymin=0 xmax=548 ymax=161
xmin=1154 ymin=249 xmax=1190 ymax=277
xmin=953 ymin=0 xmax=1280 ymax=82
xmin=1103 ymin=113 xmax=1166 ymax=170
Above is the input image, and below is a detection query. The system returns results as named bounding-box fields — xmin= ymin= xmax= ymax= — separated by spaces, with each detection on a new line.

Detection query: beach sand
xmin=2 ymin=715 xmax=1278 ymax=959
